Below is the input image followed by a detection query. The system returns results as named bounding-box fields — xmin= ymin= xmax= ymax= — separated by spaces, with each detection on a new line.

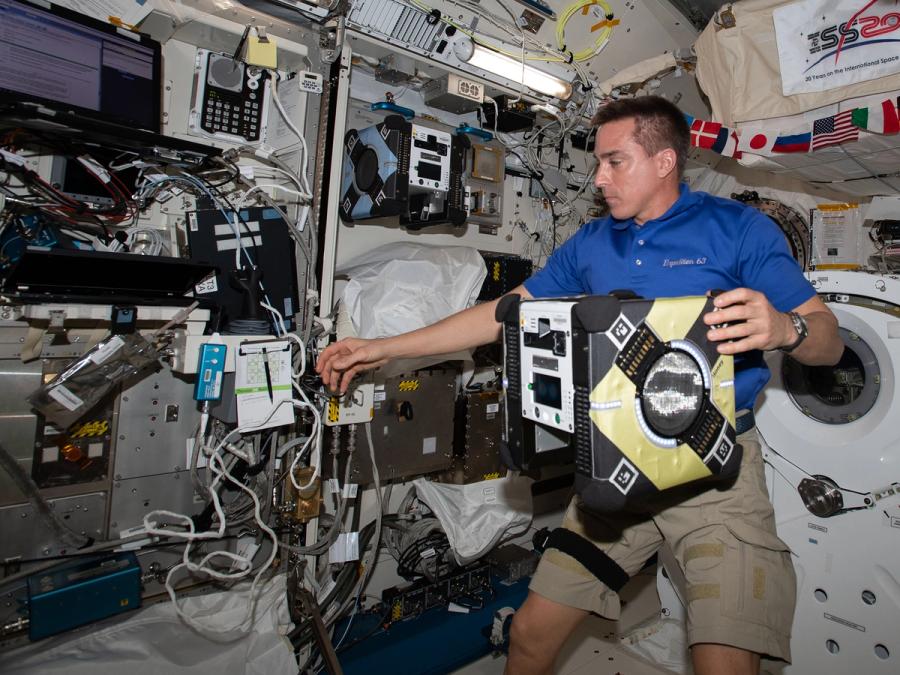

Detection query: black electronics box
xmin=482 ymin=95 xmax=536 ymax=133
xmin=186 ymin=206 xmax=299 ymax=331
xmin=478 ymin=253 xmax=533 ymax=301
xmin=339 ymin=115 xmax=467 ymax=229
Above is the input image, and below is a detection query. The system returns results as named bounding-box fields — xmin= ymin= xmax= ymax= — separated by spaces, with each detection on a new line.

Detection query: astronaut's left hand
xmin=702 ymin=287 xmax=793 ymax=354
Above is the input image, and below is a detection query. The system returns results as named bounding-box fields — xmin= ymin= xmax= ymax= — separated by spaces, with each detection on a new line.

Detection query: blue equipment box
xmin=194 ymin=342 xmax=227 ymax=401
xmin=27 ymin=551 xmax=142 ymax=641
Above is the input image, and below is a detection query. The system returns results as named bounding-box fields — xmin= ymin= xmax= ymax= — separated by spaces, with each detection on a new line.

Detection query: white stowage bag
xmin=338 ymin=243 xmax=487 ymax=376
xmin=2 ymin=574 xmax=297 ymax=675
xmin=413 ymin=475 xmax=533 ymax=566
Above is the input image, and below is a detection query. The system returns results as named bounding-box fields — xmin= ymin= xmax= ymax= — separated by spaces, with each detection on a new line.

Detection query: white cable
xmin=259 ymin=300 xmax=288 ymax=337
xmin=143 ymin=403 xmax=294 ymax=639
xmin=236 ymin=184 xmax=310 ymax=208
xmin=269 ymin=72 xmax=311 ymax=195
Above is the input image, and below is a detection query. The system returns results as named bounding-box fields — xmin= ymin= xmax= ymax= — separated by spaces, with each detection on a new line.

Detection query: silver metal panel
xmin=114 ymin=365 xmax=201 ymax=479
xmin=0 ymin=492 xmax=106 ymax=561
xmin=108 ymin=471 xmax=199 ymax=533
xmin=0 ymin=359 xmax=42 ymax=506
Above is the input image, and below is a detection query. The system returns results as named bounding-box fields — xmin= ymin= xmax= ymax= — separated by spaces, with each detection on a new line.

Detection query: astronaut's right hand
xmin=315 ymin=337 xmax=391 ymax=394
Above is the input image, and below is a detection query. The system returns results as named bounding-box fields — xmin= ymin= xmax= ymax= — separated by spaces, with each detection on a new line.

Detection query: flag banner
xmin=851 ymin=97 xmax=900 ymax=134
xmin=722 ymin=129 xmax=742 ymax=159
xmin=773 ymin=130 xmax=812 ymax=153
xmin=689 ymin=119 xmax=722 ymax=149
xmin=736 ymin=128 xmax=777 ymax=155
xmin=811 ymin=110 xmax=859 ymax=150
xmin=773 ymin=0 xmax=900 ymax=96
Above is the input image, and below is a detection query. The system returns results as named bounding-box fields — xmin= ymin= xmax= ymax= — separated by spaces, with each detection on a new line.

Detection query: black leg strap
xmin=545 ymin=528 xmax=630 ymax=592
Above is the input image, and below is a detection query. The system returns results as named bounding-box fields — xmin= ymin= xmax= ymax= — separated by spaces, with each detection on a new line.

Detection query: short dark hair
xmin=591 ymin=96 xmax=689 ymax=178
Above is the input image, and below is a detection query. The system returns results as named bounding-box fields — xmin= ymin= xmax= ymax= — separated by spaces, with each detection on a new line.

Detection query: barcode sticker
xmin=89 ymin=336 xmax=124 ymax=365
xmin=48 ymin=385 xmax=84 ymax=411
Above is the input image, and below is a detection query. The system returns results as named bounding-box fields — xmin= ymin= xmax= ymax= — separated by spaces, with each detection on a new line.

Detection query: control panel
xmin=408 ymin=125 xmax=451 ymax=193
xmin=519 ymin=299 xmax=577 ymax=433
xmin=190 ymin=49 xmax=271 ymax=144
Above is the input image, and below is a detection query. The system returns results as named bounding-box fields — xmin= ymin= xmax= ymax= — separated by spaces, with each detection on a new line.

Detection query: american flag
xmin=811 ymin=110 xmax=859 ymax=151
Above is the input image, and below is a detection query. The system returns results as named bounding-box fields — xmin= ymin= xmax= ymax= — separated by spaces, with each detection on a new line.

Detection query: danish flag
xmin=690 ymin=119 xmax=722 ymax=149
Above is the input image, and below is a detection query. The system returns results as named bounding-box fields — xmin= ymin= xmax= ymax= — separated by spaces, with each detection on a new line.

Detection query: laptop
xmin=0 ymin=0 xmax=219 ymax=163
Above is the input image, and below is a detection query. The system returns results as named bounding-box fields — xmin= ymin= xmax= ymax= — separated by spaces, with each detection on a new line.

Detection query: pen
xmin=262 ymin=347 xmax=274 ymax=403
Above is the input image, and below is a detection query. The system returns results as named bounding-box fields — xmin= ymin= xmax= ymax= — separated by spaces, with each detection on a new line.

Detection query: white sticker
xmin=328 ymin=532 xmax=359 ymax=563
xmin=89 ymin=336 xmax=124 ymax=365
xmin=420 ymin=547 xmax=436 ymax=559
xmin=186 ymin=437 xmax=208 ymax=469
xmin=422 ymin=437 xmax=436 ymax=455
xmin=486 ymin=403 xmax=500 ymax=414
xmin=48 ymin=385 xmax=84 ymax=411
xmin=483 ymin=485 xmax=497 ymax=504
xmin=119 ymin=525 xmax=146 ymax=539
xmin=447 ymin=602 xmax=470 ymax=614
xmin=41 ymin=446 xmax=57 ymax=462
xmin=373 ymin=391 xmax=387 ymax=402
xmin=117 ymin=525 xmax=156 ymax=551
xmin=195 ymin=274 xmax=218 ymax=295
xmin=88 ymin=442 xmax=103 ymax=458
xmin=188 ymin=212 xmax=198 ymax=232
xmin=327 ymin=478 xmax=340 ymax=494
xmin=342 ymin=483 xmax=358 ymax=499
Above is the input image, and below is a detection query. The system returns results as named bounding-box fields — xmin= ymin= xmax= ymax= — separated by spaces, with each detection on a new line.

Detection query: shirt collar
xmin=610 ymin=183 xmax=698 ymax=230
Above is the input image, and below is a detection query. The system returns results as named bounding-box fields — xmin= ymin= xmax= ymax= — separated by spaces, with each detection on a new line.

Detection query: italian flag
xmin=851 ymin=98 xmax=900 ymax=135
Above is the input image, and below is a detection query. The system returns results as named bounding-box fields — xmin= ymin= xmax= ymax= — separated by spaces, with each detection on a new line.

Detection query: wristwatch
xmin=780 ymin=311 xmax=809 ymax=353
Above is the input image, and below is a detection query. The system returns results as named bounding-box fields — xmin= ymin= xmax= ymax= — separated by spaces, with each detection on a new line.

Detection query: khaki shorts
xmin=530 ymin=428 xmax=796 ymax=662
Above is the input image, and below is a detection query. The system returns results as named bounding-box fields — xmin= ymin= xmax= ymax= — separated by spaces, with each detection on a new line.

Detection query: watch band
xmin=780 ymin=311 xmax=808 ymax=353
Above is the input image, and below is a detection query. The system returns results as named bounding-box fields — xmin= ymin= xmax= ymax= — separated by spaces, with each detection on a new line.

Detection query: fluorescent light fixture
xmin=461 ymin=43 xmax=573 ymax=100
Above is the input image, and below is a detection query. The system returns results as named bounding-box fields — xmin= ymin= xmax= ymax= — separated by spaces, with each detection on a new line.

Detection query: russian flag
xmin=772 ymin=131 xmax=811 ymax=153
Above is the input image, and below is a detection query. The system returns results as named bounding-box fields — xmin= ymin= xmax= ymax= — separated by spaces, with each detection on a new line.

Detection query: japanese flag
xmin=736 ymin=128 xmax=777 ymax=156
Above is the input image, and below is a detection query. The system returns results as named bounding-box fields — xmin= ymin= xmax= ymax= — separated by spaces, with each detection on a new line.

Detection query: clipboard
xmin=234 ymin=339 xmax=294 ymax=430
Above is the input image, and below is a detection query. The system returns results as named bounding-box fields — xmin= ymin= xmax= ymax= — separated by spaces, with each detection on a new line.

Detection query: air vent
xmin=348 ymin=0 xmax=443 ymax=53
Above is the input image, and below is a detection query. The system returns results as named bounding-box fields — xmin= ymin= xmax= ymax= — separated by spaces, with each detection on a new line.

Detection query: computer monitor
xmin=0 ymin=0 xmax=161 ymax=132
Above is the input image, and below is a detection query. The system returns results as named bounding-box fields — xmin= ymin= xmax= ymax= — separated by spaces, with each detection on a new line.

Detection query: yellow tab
xmin=246 ymin=34 xmax=277 ymax=69
xmin=590 ymin=18 xmax=620 ymax=32
xmin=814 ymin=263 xmax=861 ymax=270
xmin=398 ymin=380 xmax=419 ymax=392
xmin=753 ymin=567 xmax=766 ymax=599
xmin=684 ymin=542 xmax=724 ymax=563
xmin=686 ymin=584 xmax=720 ymax=602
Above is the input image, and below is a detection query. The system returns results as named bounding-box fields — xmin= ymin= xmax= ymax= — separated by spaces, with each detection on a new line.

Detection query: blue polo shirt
xmin=523 ymin=184 xmax=815 ymax=410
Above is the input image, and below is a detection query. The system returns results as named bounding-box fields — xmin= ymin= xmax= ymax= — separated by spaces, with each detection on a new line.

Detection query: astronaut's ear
xmin=655 ymin=147 xmax=677 ymax=179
